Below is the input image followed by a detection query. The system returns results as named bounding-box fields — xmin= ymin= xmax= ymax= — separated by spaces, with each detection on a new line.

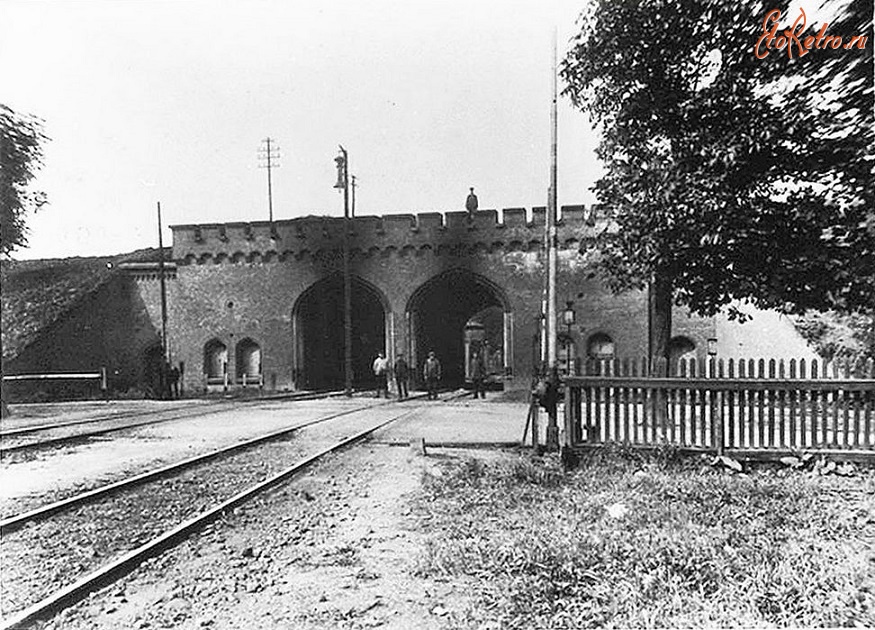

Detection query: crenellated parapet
xmin=171 ymin=205 xmax=610 ymax=265
xmin=117 ymin=261 xmax=178 ymax=280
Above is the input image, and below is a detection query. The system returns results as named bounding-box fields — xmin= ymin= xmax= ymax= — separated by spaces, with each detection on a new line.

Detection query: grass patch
xmin=412 ymin=449 xmax=875 ymax=628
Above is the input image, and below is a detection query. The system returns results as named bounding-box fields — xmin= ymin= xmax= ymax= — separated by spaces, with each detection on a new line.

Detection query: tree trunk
xmin=648 ymin=275 xmax=672 ymax=439
xmin=648 ymin=275 xmax=672 ymax=368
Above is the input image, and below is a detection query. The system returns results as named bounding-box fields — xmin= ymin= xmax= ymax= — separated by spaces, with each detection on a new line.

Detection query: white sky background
xmin=1 ymin=0 xmax=600 ymax=260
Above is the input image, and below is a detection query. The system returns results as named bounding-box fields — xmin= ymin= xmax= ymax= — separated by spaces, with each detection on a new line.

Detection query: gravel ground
xmin=0 ymin=403 xmax=414 ymax=619
xmin=0 ymin=397 xmax=398 ymax=514
xmin=32 ymin=444 xmax=485 ymax=630
xmin=1 ymin=400 xmax=210 ymax=431
xmin=1 ymin=404 xmax=234 ymax=454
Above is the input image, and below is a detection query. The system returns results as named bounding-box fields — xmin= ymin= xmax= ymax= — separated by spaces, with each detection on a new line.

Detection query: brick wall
xmin=161 ymin=208 xmax=719 ymax=393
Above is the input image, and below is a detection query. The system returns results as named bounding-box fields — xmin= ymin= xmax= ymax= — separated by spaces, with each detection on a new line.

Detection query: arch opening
xmin=587 ymin=332 xmax=615 ymax=359
xmin=204 ymin=339 xmax=228 ymax=383
xmin=669 ymin=336 xmax=697 ymax=364
xmin=236 ymin=338 xmax=262 ymax=384
xmin=408 ymin=269 xmax=508 ymax=388
xmin=293 ymin=275 xmax=387 ymax=390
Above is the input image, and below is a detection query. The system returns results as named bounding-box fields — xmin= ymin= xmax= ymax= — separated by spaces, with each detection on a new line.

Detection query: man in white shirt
xmin=372 ymin=352 xmax=389 ymax=398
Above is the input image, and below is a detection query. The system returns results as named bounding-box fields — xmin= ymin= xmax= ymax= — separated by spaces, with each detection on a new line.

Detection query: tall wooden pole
xmin=265 ymin=137 xmax=274 ymax=223
xmin=339 ymin=146 xmax=353 ymax=396
xmin=157 ymin=202 xmax=168 ymax=360
xmin=545 ymin=31 xmax=560 ymax=451
xmin=351 ymin=175 xmax=357 ymax=218
xmin=259 ymin=138 xmax=280 ymax=223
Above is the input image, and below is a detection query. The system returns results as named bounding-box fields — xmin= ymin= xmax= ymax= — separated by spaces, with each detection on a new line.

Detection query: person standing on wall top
xmin=423 ymin=351 xmax=442 ymax=400
xmin=465 ymin=187 xmax=478 ymax=215
xmin=470 ymin=349 xmax=487 ymax=399
xmin=394 ymin=353 xmax=410 ymax=400
xmin=372 ymin=352 xmax=389 ymax=398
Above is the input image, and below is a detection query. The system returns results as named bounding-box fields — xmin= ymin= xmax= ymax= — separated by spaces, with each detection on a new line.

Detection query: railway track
xmin=0 ymin=395 xmax=418 ymax=529
xmin=0 ymin=389 xmax=343 ymax=457
xmin=0 ymin=398 xmax=426 ymax=629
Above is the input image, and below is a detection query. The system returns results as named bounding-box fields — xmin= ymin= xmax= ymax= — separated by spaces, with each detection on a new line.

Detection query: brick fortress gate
xmin=152 ymin=206 xmax=717 ymax=395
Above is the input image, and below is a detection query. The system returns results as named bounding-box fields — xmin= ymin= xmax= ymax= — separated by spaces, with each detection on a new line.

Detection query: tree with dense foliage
xmin=795 ymin=311 xmax=875 ymax=364
xmin=561 ymin=0 xmax=874 ymax=363
xmin=1 ymin=104 xmax=48 ymax=257
xmin=1 ymin=104 xmax=48 ymax=417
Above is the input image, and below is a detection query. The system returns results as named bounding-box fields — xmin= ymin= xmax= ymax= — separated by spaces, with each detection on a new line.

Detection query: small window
xmin=204 ymin=339 xmax=227 ymax=379
xmin=669 ymin=336 xmax=697 ymax=363
xmin=587 ymin=333 xmax=615 ymax=359
xmin=236 ymin=338 xmax=262 ymax=379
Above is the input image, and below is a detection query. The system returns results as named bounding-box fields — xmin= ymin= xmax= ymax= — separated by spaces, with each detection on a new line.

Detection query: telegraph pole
xmin=351 ymin=175 xmax=357 ymax=218
xmin=157 ymin=201 xmax=169 ymax=400
xmin=335 ymin=147 xmax=353 ymax=396
xmin=258 ymin=138 xmax=281 ymax=222
xmin=545 ymin=31 xmax=560 ymax=451
xmin=157 ymin=201 xmax=168 ymax=359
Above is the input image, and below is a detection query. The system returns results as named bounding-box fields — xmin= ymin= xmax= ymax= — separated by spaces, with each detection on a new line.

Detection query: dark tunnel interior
xmin=296 ymin=276 xmax=385 ymax=390
xmin=409 ymin=270 xmax=504 ymax=387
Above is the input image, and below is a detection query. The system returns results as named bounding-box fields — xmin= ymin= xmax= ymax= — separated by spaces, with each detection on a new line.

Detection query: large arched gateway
xmin=292 ymin=274 xmax=387 ymax=390
xmin=407 ymin=269 xmax=511 ymax=388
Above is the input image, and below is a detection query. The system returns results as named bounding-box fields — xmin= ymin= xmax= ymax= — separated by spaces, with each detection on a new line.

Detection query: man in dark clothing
xmin=169 ymin=365 xmax=181 ymax=398
xmin=161 ymin=360 xmax=172 ymax=400
xmin=394 ymin=354 xmax=410 ymax=400
xmin=423 ymin=351 xmax=442 ymax=400
xmin=465 ymin=187 xmax=478 ymax=214
xmin=470 ymin=350 xmax=486 ymax=399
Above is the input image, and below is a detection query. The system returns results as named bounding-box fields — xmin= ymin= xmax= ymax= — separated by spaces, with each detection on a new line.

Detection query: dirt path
xmin=36 ymin=443 xmax=487 ymax=630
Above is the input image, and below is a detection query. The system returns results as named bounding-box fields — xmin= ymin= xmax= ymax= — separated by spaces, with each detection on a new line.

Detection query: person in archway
xmin=394 ymin=353 xmax=410 ymax=400
xmin=161 ymin=360 xmax=173 ymax=400
xmin=372 ymin=352 xmax=389 ymax=398
xmin=470 ymin=349 xmax=487 ymax=399
xmin=465 ymin=187 xmax=478 ymax=215
xmin=423 ymin=351 xmax=442 ymax=400
xmin=168 ymin=364 xmax=181 ymax=399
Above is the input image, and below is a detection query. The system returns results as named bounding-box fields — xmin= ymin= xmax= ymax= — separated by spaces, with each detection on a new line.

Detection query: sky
xmin=1 ymin=0 xmax=601 ymax=260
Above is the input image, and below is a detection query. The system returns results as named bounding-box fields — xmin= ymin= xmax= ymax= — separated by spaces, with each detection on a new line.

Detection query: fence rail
xmin=564 ymin=357 xmax=875 ymax=456
xmin=2 ymin=368 xmax=108 ymax=391
xmin=204 ymin=374 xmax=263 ymax=390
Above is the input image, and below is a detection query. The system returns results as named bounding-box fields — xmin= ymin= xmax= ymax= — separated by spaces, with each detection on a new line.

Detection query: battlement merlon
xmin=169 ymin=205 xmax=610 ymax=260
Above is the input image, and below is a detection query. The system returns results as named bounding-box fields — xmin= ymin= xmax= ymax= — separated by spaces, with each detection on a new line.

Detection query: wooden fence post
xmin=100 ymin=367 xmax=108 ymax=400
xmin=713 ymin=359 xmax=724 ymax=456
xmin=563 ymin=382 xmax=576 ymax=447
xmin=653 ymin=357 xmax=668 ymax=442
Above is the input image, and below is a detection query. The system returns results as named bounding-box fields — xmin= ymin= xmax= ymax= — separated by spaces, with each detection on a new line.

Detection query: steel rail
xmin=0 ymin=404 xmax=423 ymax=630
xmin=0 ymin=389 xmax=338 ymax=438
xmin=0 ymin=390 xmax=346 ymax=455
xmin=0 ymin=394 xmax=422 ymax=532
